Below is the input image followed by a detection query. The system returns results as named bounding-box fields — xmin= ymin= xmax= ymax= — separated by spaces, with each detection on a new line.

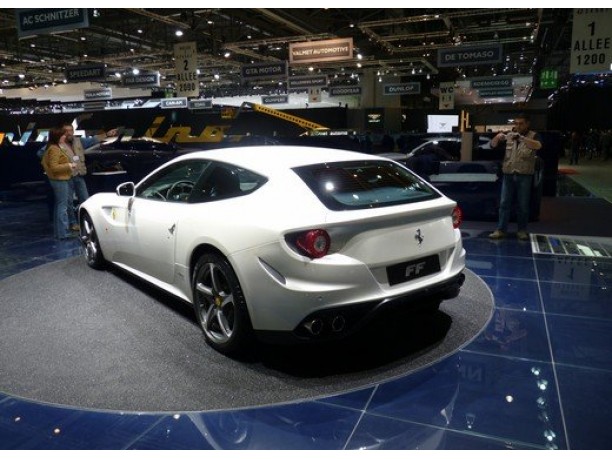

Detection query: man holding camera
xmin=489 ymin=114 xmax=542 ymax=241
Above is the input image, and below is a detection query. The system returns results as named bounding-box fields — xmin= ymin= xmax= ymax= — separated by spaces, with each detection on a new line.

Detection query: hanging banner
xmin=383 ymin=82 xmax=421 ymax=95
xmin=161 ymin=98 xmax=188 ymax=109
xmin=289 ymin=38 xmax=353 ymax=64
xmin=471 ymin=77 xmax=513 ymax=89
xmin=174 ymin=41 xmax=199 ymax=97
xmin=84 ymin=88 xmax=112 ymax=100
xmin=241 ymin=62 xmax=287 ymax=80
xmin=570 ymin=9 xmax=612 ymax=74
xmin=122 ymin=72 xmax=160 ymax=87
xmin=288 ymin=75 xmax=328 ymax=89
xmin=330 ymin=86 xmax=361 ymax=96
xmin=65 ymin=64 xmax=105 ymax=82
xmin=438 ymin=44 xmax=503 ymax=67
xmin=439 ymin=82 xmax=455 ymax=110
xmin=262 ymin=95 xmax=288 ymax=104
xmin=16 ymin=8 xmax=89 ymax=39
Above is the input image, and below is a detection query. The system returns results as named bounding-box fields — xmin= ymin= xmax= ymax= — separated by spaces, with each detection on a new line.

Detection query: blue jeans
xmin=49 ymin=179 xmax=71 ymax=239
xmin=68 ymin=176 xmax=90 ymax=225
xmin=497 ymin=173 xmax=532 ymax=232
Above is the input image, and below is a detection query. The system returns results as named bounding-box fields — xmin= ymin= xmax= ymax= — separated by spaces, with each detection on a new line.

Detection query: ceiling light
xmin=137 ymin=29 xmax=143 ymax=34
xmin=357 ymin=53 xmax=363 ymax=60
xmin=308 ymin=66 xmax=314 ymax=72
xmin=30 ymin=43 xmax=36 ymax=48
xmin=132 ymin=68 xmax=140 ymax=75
xmin=207 ymin=20 xmax=214 ymax=25
xmin=357 ymin=63 xmax=362 ymax=68
xmin=80 ymin=36 xmax=86 ymax=41
xmin=224 ymin=51 xmax=231 ymax=58
xmin=115 ymin=72 xmax=121 ymax=78
xmin=18 ymin=74 xmax=25 ymax=79
xmin=175 ymin=30 xmax=183 ymax=37
xmin=214 ymin=74 xmax=220 ymax=80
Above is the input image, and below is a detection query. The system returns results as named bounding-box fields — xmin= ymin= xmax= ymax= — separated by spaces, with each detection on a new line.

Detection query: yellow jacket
xmin=42 ymin=145 xmax=73 ymax=180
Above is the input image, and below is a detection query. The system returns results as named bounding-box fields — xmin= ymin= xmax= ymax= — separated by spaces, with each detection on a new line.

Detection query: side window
xmin=136 ymin=160 xmax=210 ymax=202
xmin=190 ymin=162 xmax=268 ymax=203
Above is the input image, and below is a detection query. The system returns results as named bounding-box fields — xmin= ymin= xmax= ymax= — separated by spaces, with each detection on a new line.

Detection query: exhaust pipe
xmin=331 ymin=315 xmax=346 ymax=333
xmin=304 ymin=318 xmax=324 ymax=336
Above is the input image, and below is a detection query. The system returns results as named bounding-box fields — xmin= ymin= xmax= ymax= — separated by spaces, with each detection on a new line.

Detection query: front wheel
xmin=192 ymin=252 xmax=253 ymax=356
xmin=80 ymin=212 xmax=106 ymax=269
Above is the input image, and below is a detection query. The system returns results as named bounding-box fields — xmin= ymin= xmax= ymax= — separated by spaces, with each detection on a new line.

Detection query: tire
xmin=192 ymin=252 xmax=253 ymax=356
xmin=80 ymin=212 xmax=106 ymax=270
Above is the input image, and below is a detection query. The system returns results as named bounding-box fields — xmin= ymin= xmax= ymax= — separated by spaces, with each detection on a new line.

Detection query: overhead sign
xmin=174 ymin=41 xmax=199 ymax=97
xmin=16 ymin=8 xmax=89 ymax=39
xmin=471 ymin=77 xmax=513 ymax=89
xmin=122 ymin=72 xmax=160 ymax=87
xmin=241 ymin=62 xmax=287 ymax=80
xmin=84 ymin=88 xmax=112 ymax=100
xmin=161 ymin=97 xmax=188 ymax=109
xmin=478 ymin=88 xmax=515 ymax=98
xmin=438 ymin=44 xmax=503 ymax=67
xmin=262 ymin=95 xmax=288 ymax=104
xmin=330 ymin=86 xmax=361 ymax=96
xmin=439 ymin=81 xmax=455 ymax=110
xmin=383 ymin=82 xmax=421 ymax=95
xmin=540 ymin=69 xmax=559 ymax=89
xmin=289 ymin=38 xmax=353 ymax=64
xmin=188 ymin=99 xmax=213 ymax=110
xmin=570 ymin=9 xmax=612 ymax=74
xmin=65 ymin=64 xmax=105 ymax=82
xmin=288 ymin=75 xmax=328 ymax=89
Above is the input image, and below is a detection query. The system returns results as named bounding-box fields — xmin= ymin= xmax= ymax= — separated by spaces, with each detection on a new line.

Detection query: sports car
xmin=78 ymin=146 xmax=465 ymax=356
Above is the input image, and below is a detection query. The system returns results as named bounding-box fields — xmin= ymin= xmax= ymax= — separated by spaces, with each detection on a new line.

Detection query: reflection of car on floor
xmin=79 ymin=146 xmax=466 ymax=356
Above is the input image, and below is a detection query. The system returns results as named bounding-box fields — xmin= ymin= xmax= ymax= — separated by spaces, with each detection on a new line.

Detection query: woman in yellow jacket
xmin=41 ymin=126 xmax=77 ymax=239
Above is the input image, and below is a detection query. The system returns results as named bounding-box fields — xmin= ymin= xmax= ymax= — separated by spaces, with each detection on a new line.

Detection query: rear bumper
xmin=255 ymin=270 xmax=465 ymax=344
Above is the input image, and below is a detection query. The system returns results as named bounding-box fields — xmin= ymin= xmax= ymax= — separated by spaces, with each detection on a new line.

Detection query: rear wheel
xmin=80 ymin=212 xmax=106 ymax=269
xmin=192 ymin=252 xmax=253 ymax=356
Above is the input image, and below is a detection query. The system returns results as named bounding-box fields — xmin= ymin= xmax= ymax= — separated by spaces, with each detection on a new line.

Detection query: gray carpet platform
xmin=0 ymin=257 xmax=493 ymax=413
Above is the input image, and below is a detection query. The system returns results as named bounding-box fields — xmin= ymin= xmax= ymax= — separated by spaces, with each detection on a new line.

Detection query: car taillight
xmin=296 ymin=229 xmax=331 ymax=259
xmin=452 ymin=206 xmax=463 ymax=229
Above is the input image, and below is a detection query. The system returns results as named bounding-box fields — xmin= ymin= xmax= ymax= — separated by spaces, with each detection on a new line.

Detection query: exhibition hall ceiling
xmin=0 ymin=8 xmax=574 ymax=94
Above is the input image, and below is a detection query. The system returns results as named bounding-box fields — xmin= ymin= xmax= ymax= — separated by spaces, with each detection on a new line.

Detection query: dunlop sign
xmin=570 ymin=9 xmax=612 ymax=74
xmin=66 ymin=64 xmax=105 ymax=82
xmin=16 ymin=8 xmax=89 ymax=39
xmin=174 ymin=41 xmax=199 ymax=97
xmin=330 ymin=86 xmax=361 ymax=96
xmin=438 ymin=44 xmax=503 ymax=67
xmin=241 ymin=62 xmax=287 ymax=80
xmin=289 ymin=38 xmax=353 ymax=64
xmin=383 ymin=83 xmax=421 ymax=95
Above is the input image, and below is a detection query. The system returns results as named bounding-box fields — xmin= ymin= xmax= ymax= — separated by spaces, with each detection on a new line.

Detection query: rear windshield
xmin=293 ymin=160 xmax=441 ymax=210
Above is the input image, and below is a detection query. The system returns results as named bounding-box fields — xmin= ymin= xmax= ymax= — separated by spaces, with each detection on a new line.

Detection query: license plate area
xmin=386 ymin=254 xmax=441 ymax=286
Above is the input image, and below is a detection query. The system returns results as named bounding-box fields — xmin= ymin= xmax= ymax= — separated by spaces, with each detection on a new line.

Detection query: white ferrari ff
xmin=79 ymin=146 xmax=465 ymax=356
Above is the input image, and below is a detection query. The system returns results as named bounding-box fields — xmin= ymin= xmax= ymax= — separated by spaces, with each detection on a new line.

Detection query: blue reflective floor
xmin=1 ymin=200 xmax=611 ymax=450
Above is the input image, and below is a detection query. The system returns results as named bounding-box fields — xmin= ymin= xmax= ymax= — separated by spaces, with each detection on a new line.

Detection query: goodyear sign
xmin=16 ymin=8 xmax=89 ymax=38
xmin=330 ymin=86 xmax=361 ymax=96
xmin=262 ymin=95 xmax=288 ymax=104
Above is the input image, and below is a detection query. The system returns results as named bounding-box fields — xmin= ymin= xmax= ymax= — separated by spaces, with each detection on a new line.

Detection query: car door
xmin=115 ymin=159 xmax=210 ymax=284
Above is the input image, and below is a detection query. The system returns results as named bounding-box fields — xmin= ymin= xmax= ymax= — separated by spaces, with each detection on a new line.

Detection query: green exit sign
xmin=540 ymin=69 xmax=559 ymax=89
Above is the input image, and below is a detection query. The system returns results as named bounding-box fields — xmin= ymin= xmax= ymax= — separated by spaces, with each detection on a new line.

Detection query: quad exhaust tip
xmin=303 ymin=315 xmax=346 ymax=336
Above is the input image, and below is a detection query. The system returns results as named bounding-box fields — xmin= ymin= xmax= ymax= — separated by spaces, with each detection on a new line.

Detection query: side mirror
xmin=116 ymin=182 xmax=135 ymax=197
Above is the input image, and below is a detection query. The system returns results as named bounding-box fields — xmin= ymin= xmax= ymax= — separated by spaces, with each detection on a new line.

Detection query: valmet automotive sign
xmin=438 ymin=44 xmax=503 ymax=67
xmin=289 ymin=38 xmax=353 ymax=64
